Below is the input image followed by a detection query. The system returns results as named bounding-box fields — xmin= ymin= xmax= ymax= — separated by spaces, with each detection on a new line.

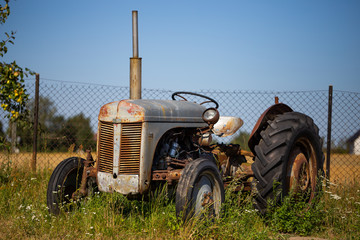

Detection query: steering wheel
xmin=171 ymin=91 xmax=219 ymax=109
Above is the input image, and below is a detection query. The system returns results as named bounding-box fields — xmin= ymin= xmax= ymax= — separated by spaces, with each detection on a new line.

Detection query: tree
xmin=62 ymin=113 xmax=96 ymax=151
xmin=0 ymin=0 xmax=34 ymax=122
xmin=13 ymin=97 xmax=60 ymax=151
xmin=231 ymin=131 xmax=251 ymax=151
xmin=15 ymin=96 xmax=95 ymax=152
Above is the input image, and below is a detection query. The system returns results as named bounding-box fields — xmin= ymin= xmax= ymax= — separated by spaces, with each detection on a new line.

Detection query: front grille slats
xmin=98 ymin=121 xmax=142 ymax=175
xmin=119 ymin=123 xmax=142 ymax=174
xmin=98 ymin=122 xmax=114 ymax=174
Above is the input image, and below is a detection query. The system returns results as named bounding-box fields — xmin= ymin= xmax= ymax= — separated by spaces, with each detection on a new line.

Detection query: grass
xmin=0 ymin=159 xmax=360 ymax=239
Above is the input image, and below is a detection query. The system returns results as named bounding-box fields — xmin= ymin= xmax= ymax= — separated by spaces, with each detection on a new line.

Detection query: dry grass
xmin=0 ymin=151 xmax=96 ymax=169
xmin=324 ymin=153 xmax=360 ymax=184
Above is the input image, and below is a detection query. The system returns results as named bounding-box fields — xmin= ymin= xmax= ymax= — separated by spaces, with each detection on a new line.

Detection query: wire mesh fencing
xmin=0 ymin=78 xmax=359 ymax=183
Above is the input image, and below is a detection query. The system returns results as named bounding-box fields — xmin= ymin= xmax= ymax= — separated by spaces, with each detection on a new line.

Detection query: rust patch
xmin=213 ymin=117 xmax=243 ymax=137
xmin=97 ymin=172 xmax=139 ymax=194
xmin=117 ymin=100 xmax=144 ymax=122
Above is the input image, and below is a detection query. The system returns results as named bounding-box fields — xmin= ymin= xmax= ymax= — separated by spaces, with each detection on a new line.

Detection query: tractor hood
xmin=99 ymin=99 xmax=207 ymax=123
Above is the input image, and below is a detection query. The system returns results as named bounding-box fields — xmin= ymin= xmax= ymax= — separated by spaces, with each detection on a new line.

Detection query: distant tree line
xmin=1 ymin=96 xmax=95 ymax=152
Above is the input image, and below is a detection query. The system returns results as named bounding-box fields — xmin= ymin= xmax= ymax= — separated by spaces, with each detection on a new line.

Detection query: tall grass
xmin=0 ymin=160 xmax=359 ymax=239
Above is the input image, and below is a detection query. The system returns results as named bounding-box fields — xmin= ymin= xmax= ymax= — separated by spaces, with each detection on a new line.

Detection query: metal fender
xmin=248 ymin=103 xmax=293 ymax=153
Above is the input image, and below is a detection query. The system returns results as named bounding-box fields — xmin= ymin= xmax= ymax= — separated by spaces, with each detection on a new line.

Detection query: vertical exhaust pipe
xmin=130 ymin=10 xmax=142 ymax=99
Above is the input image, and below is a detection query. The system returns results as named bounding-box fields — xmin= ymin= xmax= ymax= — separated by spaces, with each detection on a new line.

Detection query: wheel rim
xmin=287 ymin=137 xmax=318 ymax=201
xmin=193 ymin=171 xmax=221 ymax=217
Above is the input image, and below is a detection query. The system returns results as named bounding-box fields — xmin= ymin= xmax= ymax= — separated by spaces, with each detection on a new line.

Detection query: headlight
xmin=202 ymin=108 xmax=220 ymax=124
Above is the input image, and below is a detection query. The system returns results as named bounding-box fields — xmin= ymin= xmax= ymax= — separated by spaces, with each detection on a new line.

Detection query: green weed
xmin=0 ymin=164 xmax=359 ymax=239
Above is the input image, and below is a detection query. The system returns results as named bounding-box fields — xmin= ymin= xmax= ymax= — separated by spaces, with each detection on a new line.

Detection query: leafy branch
xmin=0 ymin=0 xmax=35 ymax=122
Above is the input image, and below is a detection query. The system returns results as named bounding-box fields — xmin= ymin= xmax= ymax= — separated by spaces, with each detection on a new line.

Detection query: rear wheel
xmin=176 ymin=158 xmax=225 ymax=220
xmin=47 ymin=157 xmax=92 ymax=214
xmin=251 ymin=112 xmax=324 ymax=214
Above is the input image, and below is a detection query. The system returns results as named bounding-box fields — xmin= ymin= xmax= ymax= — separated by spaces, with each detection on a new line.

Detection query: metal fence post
xmin=31 ymin=73 xmax=40 ymax=172
xmin=326 ymin=85 xmax=333 ymax=182
xmin=10 ymin=120 xmax=16 ymax=153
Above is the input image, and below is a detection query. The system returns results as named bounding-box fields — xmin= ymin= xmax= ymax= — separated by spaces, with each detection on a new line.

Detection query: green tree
xmin=231 ymin=131 xmax=251 ymax=151
xmin=0 ymin=0 xmax=34 ymax=121
xmin=15 ymin=96 xmax=95 ymax=152
xmin=62 ymin=113 xmax=95 ymax=151
xmin=14 ymin=96 xmax=65 ymax=151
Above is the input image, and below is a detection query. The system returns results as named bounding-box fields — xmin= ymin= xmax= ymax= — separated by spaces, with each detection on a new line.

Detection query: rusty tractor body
xmin=47 ymin=92 xmax=323 ymax=218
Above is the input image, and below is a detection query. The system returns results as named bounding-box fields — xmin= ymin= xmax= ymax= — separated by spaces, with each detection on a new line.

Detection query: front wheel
xmin=176 ymin=158 xmax=225 ymax=221
xmin=47 ymin=157 xmax=93 ymax=214
xmin=251 ymin=112 xmax=324 ymax=214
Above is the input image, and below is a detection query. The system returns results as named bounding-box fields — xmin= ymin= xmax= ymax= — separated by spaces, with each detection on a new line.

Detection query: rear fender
xmin=248 ymin=103 xmax=293 ymax=153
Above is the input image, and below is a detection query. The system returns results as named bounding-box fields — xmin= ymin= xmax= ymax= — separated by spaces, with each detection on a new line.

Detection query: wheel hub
xmin=289 ymin=148 xmax=310 ymax=193
xmin=201 ymin=192 xmax=214 ymax=207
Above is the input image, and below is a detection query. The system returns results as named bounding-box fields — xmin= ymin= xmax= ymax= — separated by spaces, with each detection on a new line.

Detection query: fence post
xmin=10 ymin=121 xmax=16 ymax=153
xmin=31 ymin=73 xmax=40 ymax=172
xmin=326 ymin=85 xmax=333 ymax=183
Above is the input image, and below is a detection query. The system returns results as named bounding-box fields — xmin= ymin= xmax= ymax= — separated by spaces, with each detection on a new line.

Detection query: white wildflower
xmin=90 ymin=226 xmax=94 ymax=229
xmin=328 ymin=181 xmax=338 ymax=186
xmin=330 ymin=194 xmax=341 ymax=200
xmin=26 ymin=205 xmax=31 ymax=210
xmin=32 ymin=215 xmax=36 ymax=220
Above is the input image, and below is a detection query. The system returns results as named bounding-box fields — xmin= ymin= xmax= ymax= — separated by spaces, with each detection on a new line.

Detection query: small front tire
xmin=47 ymin=157 xmax=86 ymax=214
xmin=176 ymin=158 xmax=225 ymax=220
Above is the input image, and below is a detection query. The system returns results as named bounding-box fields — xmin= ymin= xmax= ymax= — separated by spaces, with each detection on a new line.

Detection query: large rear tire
xmin=251 ymin=112 xmax=324 ymax=214
xmin=176 ymin=158 xmax=225 ymax=221
xmin=47 ymin=157 xmax=87 ymax=214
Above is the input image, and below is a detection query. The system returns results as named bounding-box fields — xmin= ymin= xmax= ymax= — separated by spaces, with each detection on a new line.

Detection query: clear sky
xmin=3 ymin=0 xmax=360 ymax=92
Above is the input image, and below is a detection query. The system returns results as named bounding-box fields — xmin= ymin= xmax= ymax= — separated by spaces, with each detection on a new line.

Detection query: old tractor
xmin=47 ymin=91 xmax=323 ymax=219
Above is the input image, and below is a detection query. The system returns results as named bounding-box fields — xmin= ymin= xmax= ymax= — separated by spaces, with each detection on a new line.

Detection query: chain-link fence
xmin=1 ymin=78 xmax=359 ymax=183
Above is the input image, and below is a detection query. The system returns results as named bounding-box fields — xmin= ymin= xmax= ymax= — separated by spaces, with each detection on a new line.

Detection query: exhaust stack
xmin=130 ymin=10 xmax=142 ymax=99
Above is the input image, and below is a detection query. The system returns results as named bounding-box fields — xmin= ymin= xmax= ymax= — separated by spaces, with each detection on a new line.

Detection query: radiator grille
xmin=98 ymin=121 xmax=114 ymax=174
xmin=119 ymin=123 xmax=142 ymax=174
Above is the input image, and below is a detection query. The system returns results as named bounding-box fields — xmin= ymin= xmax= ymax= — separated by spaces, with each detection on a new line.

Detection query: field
xmin=1 ymin=152 xmax=359 ymax=183
xmin=0 ymin=151 xmax=360 ymax=239
xmin=0 ymin=160 xmax=359 ymax=239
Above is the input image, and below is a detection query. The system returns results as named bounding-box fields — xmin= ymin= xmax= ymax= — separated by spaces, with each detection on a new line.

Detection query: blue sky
xmin=3 ymin=0 xmax=360 ymax=92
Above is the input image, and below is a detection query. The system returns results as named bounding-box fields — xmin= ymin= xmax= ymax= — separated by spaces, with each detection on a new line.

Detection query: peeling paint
xmin=213 ymin=116 xmax=243 ymax=137
xmin=97 ymin=172 xmax=139 ymax=194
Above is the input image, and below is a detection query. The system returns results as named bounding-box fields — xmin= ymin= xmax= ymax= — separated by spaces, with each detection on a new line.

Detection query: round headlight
xmin=202 ymin=108 xmax=220 ymax=124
